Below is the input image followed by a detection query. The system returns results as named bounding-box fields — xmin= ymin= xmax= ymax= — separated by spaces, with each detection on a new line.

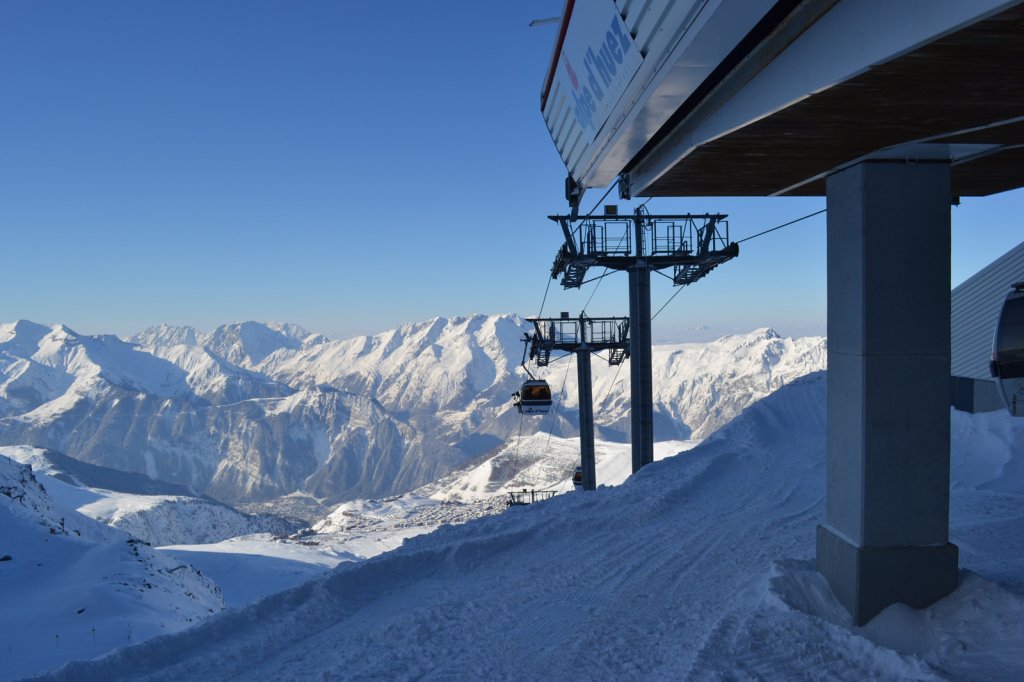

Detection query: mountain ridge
xmin=0 ymin=316 xmax=826 ymax=505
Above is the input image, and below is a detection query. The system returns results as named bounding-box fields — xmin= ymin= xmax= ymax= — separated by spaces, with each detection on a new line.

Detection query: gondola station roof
xmin=542 ymin=0 xmax=1024 ymax=199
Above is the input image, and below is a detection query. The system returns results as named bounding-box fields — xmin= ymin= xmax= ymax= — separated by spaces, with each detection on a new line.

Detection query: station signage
xmin=555 ymin=0 xmax=643 ymax=144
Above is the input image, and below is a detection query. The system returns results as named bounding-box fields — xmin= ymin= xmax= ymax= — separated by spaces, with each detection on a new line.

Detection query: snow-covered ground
xmin=0 ymin=454 xmax=224 ymax=682
xmin=6 ymin=432 xmax=686 ymax=679
xmin=24 ymin=372 xmax=1024 ymax=681
xmin=156 ymin=435 xmax=699 ymax=609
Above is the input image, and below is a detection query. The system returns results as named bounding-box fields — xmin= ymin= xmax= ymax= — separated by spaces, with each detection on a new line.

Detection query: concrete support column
xmin=817 ymin=160 xmax=959 ymax=626
xmin=577 ymin=348 xmax=596 ymax=490
xmin=629 ymin=262 xmax=654 ymax=473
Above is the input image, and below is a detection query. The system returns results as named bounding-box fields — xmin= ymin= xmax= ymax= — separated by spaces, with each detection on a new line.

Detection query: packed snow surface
xmin=31 ymin=373 xmax=1024 ymax=681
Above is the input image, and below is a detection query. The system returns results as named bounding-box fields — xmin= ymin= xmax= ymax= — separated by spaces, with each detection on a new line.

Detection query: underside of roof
xmin=635 ymin=2 xmax=1024 ymax=198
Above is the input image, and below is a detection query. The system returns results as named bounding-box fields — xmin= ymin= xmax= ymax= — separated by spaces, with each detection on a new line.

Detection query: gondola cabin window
xmin=515 ymin=380 xmax=552 ymax=415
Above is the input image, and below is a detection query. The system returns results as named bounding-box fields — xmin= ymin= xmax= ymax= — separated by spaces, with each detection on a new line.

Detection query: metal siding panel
xmin=619 ymin=0 xmax=644 ymax=21
xmin=576 ymin=0 xmax=777 ymax=188
xmin=632 ymin=0 xmax=681 ymax=55
xmin=557 ymin=112 xmax=573 ymax=157
xmin=546 ymin=0 xmax=728 ymax=189
xmin=547 ymin=89 xmax=566 ymax=137
xmin=951 ymin=240 xmax=1024 ymax=379
xmin=544 ymin=80 xmax=562 ymax=130
xmin=544 ymin=84 xmax=574 ymax=166
xmin=623 ymin=0 xmax=657 ymax=38
xmin=557 ymin=103 xmax=582 ymax=157
xmin=554 ymin=106 xmax=574 ymax=152
xmin=565 ymin=130 xmax=586 ymax=175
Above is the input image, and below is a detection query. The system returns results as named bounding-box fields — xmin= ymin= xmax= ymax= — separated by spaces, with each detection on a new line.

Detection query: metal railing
xmin=506 ymin=489 xmax=558 ymax=506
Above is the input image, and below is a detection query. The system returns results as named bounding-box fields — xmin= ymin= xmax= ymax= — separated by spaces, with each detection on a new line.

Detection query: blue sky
xmin=2 ymin=2 xmax=1021 ymax=342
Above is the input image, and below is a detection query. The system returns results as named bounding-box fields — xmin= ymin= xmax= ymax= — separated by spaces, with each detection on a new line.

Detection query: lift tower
xmin=549 ymin=208 xmax=737 ymax=473
xmin=526 ymin=313 xmax=630 ymax=491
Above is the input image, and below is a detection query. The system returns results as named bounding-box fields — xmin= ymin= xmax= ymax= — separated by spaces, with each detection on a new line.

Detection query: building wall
xmin=951 ymin=239 xmax=1024 ymax=381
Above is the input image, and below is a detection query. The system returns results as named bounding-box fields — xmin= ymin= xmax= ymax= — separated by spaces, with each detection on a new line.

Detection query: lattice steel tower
xmin=525 ymin=312 xmax=629 ymax=490
xmin=549 ymin=207 xmax=738 ymax=473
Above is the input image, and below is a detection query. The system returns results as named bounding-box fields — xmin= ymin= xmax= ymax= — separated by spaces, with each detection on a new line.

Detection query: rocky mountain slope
xmin=0 ymin=446 xmax=299 ymax=546
xmin=0 ymin=316 xmax=825 ymax=505
xmin=0 ymin=451 xmax=224 ymax=680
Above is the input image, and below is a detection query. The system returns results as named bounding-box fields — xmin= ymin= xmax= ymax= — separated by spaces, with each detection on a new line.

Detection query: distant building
xmin=951 ymin=240 xmax=1024 ymax=412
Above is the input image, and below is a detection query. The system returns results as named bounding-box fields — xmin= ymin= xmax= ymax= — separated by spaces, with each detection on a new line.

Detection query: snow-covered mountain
xmin=562 ymin=326 xmax=826 ymax=440
xmin=0 ymin=316 xmax=825 ymax=506
xmin=0 ymin=322 xmax=464 ymax=504
xmin=32 ymin=375 xmax=1024 ymax=681
xmin=132 ymin=321 xmax=326 ymax=369
xmin=0 ymin=446 xmax=299 ymax=546
xmin=0 ymin=444 xmax=506 ymax=679
xmin=0 ymin=452 xmax=224 ymax=681
xmin=259 ymin=315 xmax=825 ymax=443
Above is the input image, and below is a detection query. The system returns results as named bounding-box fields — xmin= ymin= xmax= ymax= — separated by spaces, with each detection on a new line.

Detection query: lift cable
xmin=536 ymin=275 xmax=553 ymax=320
xmin=540 ymin=175 xmax=618 ymax=319
xmin=543 ymin=351 xmax=576 ymax=468
xmin=734 ymin=208 xmax=825 ymax=244
xmin=571 ymin=180 xmax=624 ymax=316
xmin=510 ymin=408 xmax=526 ymax=490
xmin=509 ymin=350 xmax=573 ymax=487
xmin=585 ymin=357 xmax=627 ymax=490
xmin=650 ymin=208 xmax=827 ymax=321
xmin=513 ymin=351 xmax=576 ymax=495
xmin=595 ymin=360 xmax=626 ymax=419
xmin=579 ymin=270 xmax=618 ymax=287
xmin=652 ymin=287 xmax=685 ymax=321
xmin=581 ymin=223 xmax=630 ymax=315
xmin=582 ymin=275 xmax=606 ymax=314
xmin=581 ymin=179 xmax=621 ymax=221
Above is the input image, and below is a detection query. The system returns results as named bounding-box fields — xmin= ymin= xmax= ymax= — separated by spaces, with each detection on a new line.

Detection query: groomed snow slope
xmin=36 ymin=373 xmax=1024 ymax=681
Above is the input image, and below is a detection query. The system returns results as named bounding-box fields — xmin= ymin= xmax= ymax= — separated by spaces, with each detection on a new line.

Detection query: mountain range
xmin=0 ymin=316 xmax=825 ymax=505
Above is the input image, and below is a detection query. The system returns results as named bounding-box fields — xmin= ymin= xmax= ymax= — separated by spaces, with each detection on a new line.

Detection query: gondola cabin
xmin=991 ymin=282 xmax=1024 ymax=416
xmin=514 ymin=380 xmax=552 ymax=415
xmin=572 ymin=466 xmax=583 ymax=489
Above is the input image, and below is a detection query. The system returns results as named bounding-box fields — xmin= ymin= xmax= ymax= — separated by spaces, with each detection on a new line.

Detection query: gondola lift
xmin=571 ymin=465 xmax=583 ymax=489
xmin=513 ymin=379 xmax=552 ymax=415
xmin=990 ymin=281 xmax=1024 ymax=416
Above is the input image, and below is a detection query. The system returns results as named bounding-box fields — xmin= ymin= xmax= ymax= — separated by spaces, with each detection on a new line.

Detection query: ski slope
xmin=33 ymin=373 xmax=1024 ymax=680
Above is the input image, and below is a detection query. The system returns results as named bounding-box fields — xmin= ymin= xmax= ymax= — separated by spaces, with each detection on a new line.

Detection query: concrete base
xmin=817 ymin=525 xmax=959 ymax=626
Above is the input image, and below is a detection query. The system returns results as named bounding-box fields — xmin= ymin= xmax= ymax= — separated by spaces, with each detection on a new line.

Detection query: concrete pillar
xmin=817 ymin=160 xmax=959 ymax=626
xmin=577 ymin=348 xmax=597 ymax=490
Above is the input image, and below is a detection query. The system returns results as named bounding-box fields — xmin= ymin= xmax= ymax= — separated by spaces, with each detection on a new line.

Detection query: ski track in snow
xmin=30 ymin=373 xmax=1024 ymax=681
